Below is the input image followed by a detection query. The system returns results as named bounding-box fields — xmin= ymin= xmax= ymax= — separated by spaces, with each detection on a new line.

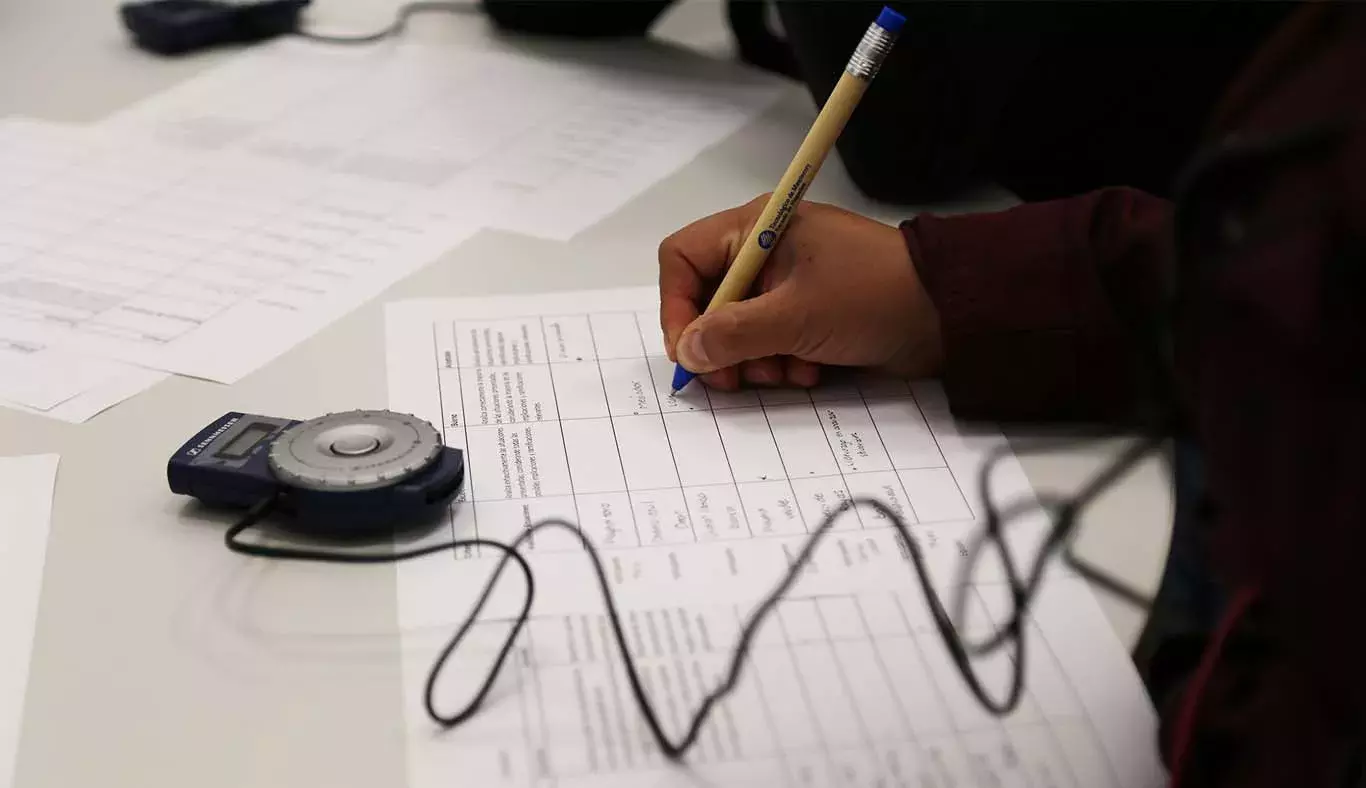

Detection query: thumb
xmin=676 ymin=292 xmax=803 ymax=373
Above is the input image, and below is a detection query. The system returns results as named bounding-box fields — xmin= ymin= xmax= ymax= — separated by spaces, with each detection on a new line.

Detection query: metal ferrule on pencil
xmin=845 ymin=21 xmax=898 ymax=80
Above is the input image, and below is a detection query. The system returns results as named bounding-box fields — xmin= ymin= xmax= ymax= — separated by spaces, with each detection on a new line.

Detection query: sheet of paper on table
xmin=101 ymin=38 xmax=787 ymax=241
xmin=0 ymin=454 xmax=59 ymax=788
xmin=0 ymin=338 xmax=166 ymax=423
xmin=384 ymin=289 xmax=1165 ymax=788
xmin=0 ymin=118 xmax=479 ymax=387
xmin=0 ymin=38 xmax=780 ymax=417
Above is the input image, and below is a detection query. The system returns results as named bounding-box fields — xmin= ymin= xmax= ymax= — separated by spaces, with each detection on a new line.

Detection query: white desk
xmin=0 ymin=2 xmax=1172 ymax=786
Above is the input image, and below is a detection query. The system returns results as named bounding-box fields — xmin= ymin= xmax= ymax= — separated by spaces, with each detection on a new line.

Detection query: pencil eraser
xmin=875 ymin=6 xmax=906 ymax=33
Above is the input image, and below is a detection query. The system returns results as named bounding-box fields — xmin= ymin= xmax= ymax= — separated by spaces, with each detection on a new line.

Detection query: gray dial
xmin=267 ymin=410 xmax=443 ymax=492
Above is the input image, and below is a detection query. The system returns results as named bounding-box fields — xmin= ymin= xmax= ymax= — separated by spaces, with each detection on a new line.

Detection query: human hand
xmin=658 ymin=195 xmax=944 ymax=390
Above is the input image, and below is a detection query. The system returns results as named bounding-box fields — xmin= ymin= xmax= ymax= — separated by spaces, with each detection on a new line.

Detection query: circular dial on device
xmin=267 ymin=410 xmax=443 ymax=492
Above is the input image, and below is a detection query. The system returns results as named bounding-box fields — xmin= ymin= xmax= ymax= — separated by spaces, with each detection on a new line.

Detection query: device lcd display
xmin=216 ymin=423 xmax=274 ymax=459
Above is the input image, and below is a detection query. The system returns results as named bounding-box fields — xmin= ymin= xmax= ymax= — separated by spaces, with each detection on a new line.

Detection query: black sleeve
xmin=480 ymin=0 xmax=799 ymax=77
xmin=775 ymin=0 xmax=1045 ymax=203
xmin=481 ymin=0 xmax=676 ymax=38
xmin=773 ymin=1 xmax=1294 ymax=204
xmin=479 ymin=0 xmax=1291 ymax=204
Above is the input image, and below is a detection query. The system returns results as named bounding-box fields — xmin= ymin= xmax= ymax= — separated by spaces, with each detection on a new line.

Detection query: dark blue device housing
xmin=168 ymin=412 xmax=465 ymax=536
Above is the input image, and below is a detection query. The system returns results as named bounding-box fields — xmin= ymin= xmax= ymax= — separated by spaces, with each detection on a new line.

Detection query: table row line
xmin=436 ymin=359 xmax=920 ymax=423
xmin=448 ymin=472 xmax=978 ymax=549
xmin=435 ymin=311 xmax=688 ymax=368
xmin=429 ymin=731 xmax=1111 ymax=788
xmin=446 ymin=407 xmax=971 ymax=499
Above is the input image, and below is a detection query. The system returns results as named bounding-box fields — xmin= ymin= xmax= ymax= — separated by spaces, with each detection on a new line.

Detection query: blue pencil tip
xmin=671 ymin=364 xmax=696 ymax=394
xmin=876 ymin=6 xmax=906 ymax=33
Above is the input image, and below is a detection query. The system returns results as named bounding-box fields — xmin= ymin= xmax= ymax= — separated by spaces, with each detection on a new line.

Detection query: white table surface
xmin=0 ymin=1 xmax=1173 ymax=786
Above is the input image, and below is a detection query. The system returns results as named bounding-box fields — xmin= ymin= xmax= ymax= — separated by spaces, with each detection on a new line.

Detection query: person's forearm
xmin=901 ymin=187 xmax=1173 ymax=423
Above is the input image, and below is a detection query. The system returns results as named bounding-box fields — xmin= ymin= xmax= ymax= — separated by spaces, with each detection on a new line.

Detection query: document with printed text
xmin=0 ymin=119 xmax=478 ymax=385
xmin=0 ymin=339 xmax=165 ymax=423
xmin=385 ymin=289 xmax=1165 ymax=788
xmin=103 ymin=39 xmax=786 ymax=241
xmin=2 ymin=40 xmax=782 ymax=417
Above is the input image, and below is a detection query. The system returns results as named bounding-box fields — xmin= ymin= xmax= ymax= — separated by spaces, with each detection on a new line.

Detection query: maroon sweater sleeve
xmin=900 ymin=187 xmax=1173 ymax=423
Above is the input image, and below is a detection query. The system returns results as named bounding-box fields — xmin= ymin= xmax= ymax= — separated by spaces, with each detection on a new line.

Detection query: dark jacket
xmin=483 ymin=0 xmax=1292 ymax=202
xmin=902 ymin=6 xmax=1366 ymax=785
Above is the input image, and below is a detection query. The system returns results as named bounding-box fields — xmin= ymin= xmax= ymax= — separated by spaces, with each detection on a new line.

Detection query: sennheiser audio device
xmin=168 ymin=409 xmax=463 ymax=536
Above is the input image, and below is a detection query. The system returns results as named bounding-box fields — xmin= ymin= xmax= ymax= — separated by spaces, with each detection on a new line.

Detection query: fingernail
xmin=678 ymin=330 xmax=710 ymax=371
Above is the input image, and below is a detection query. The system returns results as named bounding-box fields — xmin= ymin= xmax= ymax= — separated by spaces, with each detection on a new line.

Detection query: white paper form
xmin=0 ymin=330 xmax=166 ymax=422
xmin=0 ymin=351 xmax=166 ymax=423
xmin=0 ymin=454 xmax=59 ymax=788
xmin=101 ymin=39 xmax=786 ymax=240
xmin=0 ymin=339 xmax=138 ymax=411
xmin=0 ymin=119 xmax=478 ymax=384
xmin=386 ymin=290 xmax=1166 ymax=788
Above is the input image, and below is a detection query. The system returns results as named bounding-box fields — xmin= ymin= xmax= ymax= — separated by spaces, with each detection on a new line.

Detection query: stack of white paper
xmin=2 ymin=40 xmax=785 ymax=421
xmin=0 ymin=342 xmax=165 ymax=423
xmin=0 ymin=118 xmax=480 ymax=387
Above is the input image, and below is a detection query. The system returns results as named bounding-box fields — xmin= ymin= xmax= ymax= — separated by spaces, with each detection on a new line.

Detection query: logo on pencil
xmin=757 ymin=230 xmax=777 ymax=250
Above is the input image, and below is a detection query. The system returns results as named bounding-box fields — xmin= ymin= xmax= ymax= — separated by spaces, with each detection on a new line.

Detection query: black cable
xmin=957 ymin=434 xmax=1163 ymax=657
xmin=226 ymin=497 xmax=537 ymax=726
xmin=294 ymin=1 xmax=480 ymax=45
xmin=225 ymin=428 xmax=1163 ymax=758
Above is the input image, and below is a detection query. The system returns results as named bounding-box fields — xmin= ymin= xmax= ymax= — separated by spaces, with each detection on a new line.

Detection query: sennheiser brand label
xmin=186 ymin=416 xmax=240 ymax=456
